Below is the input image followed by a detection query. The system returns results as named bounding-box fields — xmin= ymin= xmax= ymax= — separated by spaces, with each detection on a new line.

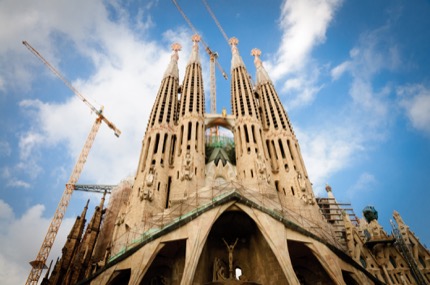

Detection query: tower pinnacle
xmin=229 ymin=37 xmax=244 ymax=70
xmin=163 ymin=43 xmax=181 ymax=79
xmin=251 ymin=48 xmax=271 ymax=85
xmin=188 ymin=34 xmax=201 ymax=64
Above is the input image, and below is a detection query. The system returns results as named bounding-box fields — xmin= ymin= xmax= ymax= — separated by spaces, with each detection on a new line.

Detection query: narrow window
xmin=153 ymin=133 xmax=160 ymax=154
xmin=287 ymin=139 xmax=294 ymax=160
xmin=275 ymin=180 xmax=280 ymax=192
xmin=165 ymin=176 xmax=172 ymax=208
xmin=161 ymin=134 xmax=168 ymax=154
xmin=251 ymin=125 xmax=256 ymax=143
xmin=169 ymin=135 xmax=176 ymax=165
xmin=187 ymin=121 xmax=192 ymax=141
xmin=244 ymin=125 xmax=250 ymax=143
xmin=279 ymin=139 xmax=286 ymax=159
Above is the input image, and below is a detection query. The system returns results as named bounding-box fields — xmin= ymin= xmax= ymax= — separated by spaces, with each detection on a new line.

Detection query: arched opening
xmin=193 ymin=209 xmax=287 ymax=284
xmin=205 ymin=126 xmax=235 ymax=166
xmin=106 ymin=268 xmax=131 ymax=285
xmin=139 ymin=239 xmax=186 ymax=285
xmin=287 ymin=240 xmax=336 ymax=285
xmin=342 ymin=270 xmax=360 ymax=285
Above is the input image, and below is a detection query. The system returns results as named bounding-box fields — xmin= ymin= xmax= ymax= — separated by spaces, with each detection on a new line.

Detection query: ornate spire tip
xmin=251 ymin=48 xmax=261 ymax=57
xmin=192 ymin=34 xmax=201 ymax=43
xmin=171 ymin=43 xmax=182 ymax=52
xmin=229 ymin=37 xmax=239 ymax=47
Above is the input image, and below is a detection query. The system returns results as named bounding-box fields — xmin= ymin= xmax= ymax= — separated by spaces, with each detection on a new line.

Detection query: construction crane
xmin=73 ymin=184 xmax=115 ymax=194
xmin=22 ymin=41 xmax=121 ymax=285
xmin=171 ymin=0 xmax=227 ymax=142
xmin=202 ymin=0 xmax=230 ymax=45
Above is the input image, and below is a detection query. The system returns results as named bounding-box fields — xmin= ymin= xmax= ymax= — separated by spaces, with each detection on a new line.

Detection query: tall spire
xmin=48 ymin=200 xmax=89 ymax=285
xmin=188 ymin=34 xmax=201 ymax=64
xmin=229 ymin=37 xmax=245 ymax=70
xmin=163 ymin=43 xmax=181 ymax=79
xmin=169 ymin=34 xmax=206 ymax=203
xmin=251 ymin=48 xmax=271 ymax=85
xmin=229 ymin=36 xmax=270 ymax=191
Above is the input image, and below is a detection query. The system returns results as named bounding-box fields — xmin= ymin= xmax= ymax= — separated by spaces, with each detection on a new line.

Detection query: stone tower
xmin=115 ymin=43 xmax=182 ymax=242
xmin=49 ymin=36 xmax=430 ymax=285
xmin=170 ymin=34 xmax=206 ymax=202
xmin=229 ymin=38 xmax=273 ymax=196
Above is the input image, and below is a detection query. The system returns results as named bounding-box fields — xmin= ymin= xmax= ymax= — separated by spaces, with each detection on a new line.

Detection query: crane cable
xmin=202 ymin=0 xmax=230 ymax=45
xmin=171 ymin=0 xmax=228 ymax=80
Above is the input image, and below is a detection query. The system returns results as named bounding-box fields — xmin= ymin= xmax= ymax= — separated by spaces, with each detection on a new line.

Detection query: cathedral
xmin=43 ymin=35 xmax=430 ymax=285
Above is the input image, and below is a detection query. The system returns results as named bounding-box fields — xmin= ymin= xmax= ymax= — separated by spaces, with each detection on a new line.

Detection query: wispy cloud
xmin=2 ymin=0 xmax=194 ymax=187
xmin=397 ymin=84 xmax=430 ymax=136
xmin=347 ymin=172 xmax=377 ymax=198
xmin=263 ymin=0 xmax=343 ymax=108
xmin=299 ymin=22 xmax=404 ymax=193
xmin=0 ymin=199 xmax=75 ymax=285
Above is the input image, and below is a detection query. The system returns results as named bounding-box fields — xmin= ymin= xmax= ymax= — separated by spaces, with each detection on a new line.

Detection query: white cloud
xmin=330 ymin=60 xmax=350 ymax=81
xmin=296 ymin=123 xmax=365 ymax=195
xmin=1 ymin=167 xmax=32 ymax=189
xmin=6 ymin=179 xmax=31 ymax=189
xmin=347 ymin=172 xmax=377 ymax=198
xmin=299 ymin=23 xmax=407 ymax=195
xmin=261 ymin=0 xmax=342 ymax=108
xmin=0 ymin=199 xmax=75 ymax=285
xmin=397 ymin=84 xmax=430 ymax=136
xmin=3 ymin=0 xmax=194 ymax=186
xmin=269 ymin=0 xmax=343 ymax=79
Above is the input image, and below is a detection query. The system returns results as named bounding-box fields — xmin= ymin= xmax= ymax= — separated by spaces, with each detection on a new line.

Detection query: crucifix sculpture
xmin=222 ymin=238 xmax=239 ymax=279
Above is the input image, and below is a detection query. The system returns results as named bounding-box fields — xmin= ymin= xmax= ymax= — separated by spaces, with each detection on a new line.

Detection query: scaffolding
xmin=391 ymin=220 xmax=428 ymax=285
xmin=108 ymin=179 xmax=345 ymax=261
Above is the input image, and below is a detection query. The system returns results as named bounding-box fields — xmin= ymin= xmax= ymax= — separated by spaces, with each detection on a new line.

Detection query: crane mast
xmin=171 ymin=0 xmax=227 ymax=143
xmin=23 ymin=41 xmax=120 ymax=285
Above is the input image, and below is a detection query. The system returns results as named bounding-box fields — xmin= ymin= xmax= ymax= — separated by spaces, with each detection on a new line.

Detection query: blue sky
xmin=1 ymin=0 xmax=430 ymax=283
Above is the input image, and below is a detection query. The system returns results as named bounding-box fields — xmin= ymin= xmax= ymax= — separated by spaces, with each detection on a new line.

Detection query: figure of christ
xmin=222 ymin=238 xmax=239 ymax=279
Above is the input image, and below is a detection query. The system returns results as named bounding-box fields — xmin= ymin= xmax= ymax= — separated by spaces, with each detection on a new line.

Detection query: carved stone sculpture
xmin=140 ymin=165 xmax=156 ymax=201
xmin=181 ymin=150 xmax=194 ymax=181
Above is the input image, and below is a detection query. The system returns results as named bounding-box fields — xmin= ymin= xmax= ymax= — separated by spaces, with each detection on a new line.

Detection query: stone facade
xmin=47 ymin=36 xmax=430 ymax=285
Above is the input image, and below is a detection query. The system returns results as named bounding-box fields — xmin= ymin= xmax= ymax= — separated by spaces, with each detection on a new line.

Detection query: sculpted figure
xmin=181 ymin=150 xmax=194 ymax=181
xmin=297 ymin=172 xmax=306 ymax=191
xmin=223 ymin=238 xmax=238 ymax=279
xmin=145 ymin=165 xmax=155 ymax=186
xmin=255 ymin=153 xmax=270 ymax=183
xmin=212 ymin=257 xmax=227 ymax=281
xmin=140 ymin=166 xmax=156 ymax=201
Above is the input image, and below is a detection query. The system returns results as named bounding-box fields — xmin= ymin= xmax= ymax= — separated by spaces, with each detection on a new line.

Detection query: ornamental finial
xmin=251 ymin=48 xmax=261 ymax=57
xmin=229 ymin=37 xmax=239 ymax=47
xmin=192 ymin=34 xmax=201 ymax=43
xmin=251 ymin=48 xmax=262 ymax=67
xmin=171 ymin=43 xmax=182 ymax=52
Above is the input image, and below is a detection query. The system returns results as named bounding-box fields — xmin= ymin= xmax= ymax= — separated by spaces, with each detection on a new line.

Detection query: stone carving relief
xmin=297 ymin=172 xmax=306 ymax=191
xmin=368 ymin=219 xmax=385 ymax=240
xmin=140 ymin=165 xmax=156 ymax=201
xmin=115 ymin=211 xmax=125 ymax=226
xmin=255 ymin=153 xmax=270 ymax=183
xmin=212 ymin=238 xmax=257 ymax=284
xmin=393 ymin=210 xmax=411 ymax=244
xmin=181 ymin=150 xmax=194 ymax=181
xmin=212 ymin=257 xmax=227 ymax=281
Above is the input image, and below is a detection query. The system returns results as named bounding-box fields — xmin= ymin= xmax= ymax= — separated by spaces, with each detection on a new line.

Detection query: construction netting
xmin=108 ymin=178 xmax=345 ymax=262
xmin=91 ymin=177 xmax=133 ymax=265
